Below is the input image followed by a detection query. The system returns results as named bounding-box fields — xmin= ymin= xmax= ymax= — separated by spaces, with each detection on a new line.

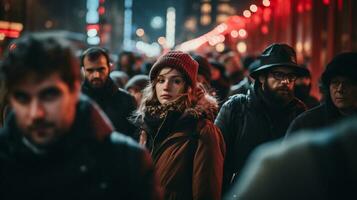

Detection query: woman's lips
xmin=160 ymin=94 xmax=172 ymax=99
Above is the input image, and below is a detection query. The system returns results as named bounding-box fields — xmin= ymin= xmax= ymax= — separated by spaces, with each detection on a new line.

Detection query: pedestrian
xmin=225 ymin=117 xmax=357 ymax=200
xmin=81 ymin=47 xmax=137 ymax=138
xmin=0 ymin=34 xmax=161 ymax=200
xmin=286 ymin=52 xmax=357 ymax=135
xmin=132 ymin=50 xmax=225 ymax=200
xmin=215 ymin=43 xmax=307 ymax=192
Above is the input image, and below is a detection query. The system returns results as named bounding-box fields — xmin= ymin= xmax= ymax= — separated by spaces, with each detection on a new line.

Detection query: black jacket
xmin=82 ymin=78 xmax=137 ymax=138
xmin=225 ymin=117 xmax=357 ymax=200
xmin=0 ymin=96 xmax=161 ymax=200
xmin=215 ymin=83 xmax=306 ymax=192
xmin=286 ymin=103 xmax=341 ymax=135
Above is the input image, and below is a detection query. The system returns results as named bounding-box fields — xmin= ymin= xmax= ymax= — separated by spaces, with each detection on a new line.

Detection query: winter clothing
xmin=286 ymin=103 xmax=346 ymax=135
xmin=150 ymin=51 xmax=199 ymax=87
xmin=250 ymin=43 xmax=308 ymax=79
xmin=215 ymin=83 xmax=306 ymax=192
xmin=125 ymin=74 xmax=150 ymax=91
xmin=225 ymin=117 xmax=357 ymax=200
xmin=321 ymin=52 xmax=357 ymax=87
xmin=82 ymin=77 xmax=137 ymax=138
xmin=135 ymin=95 xmax=225 ymax=200
xmin=286 ymin=52 xmax=357 ymax=136
xmin=0 ymin=96 xmax=161 ymax=200
xmin=110 ymin=71 xmax=129 ymax=89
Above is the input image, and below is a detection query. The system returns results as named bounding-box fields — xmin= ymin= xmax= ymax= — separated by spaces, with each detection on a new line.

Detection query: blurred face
xmin=260 ymin=66 xmax=297 ymax=103
xmin=9 ymin=73 xmax=80 ymax=147
xmin=329 ymin=76 xmax=357 ymax=111
xmin=225 ymin=56 xmax=242 ymax=75
xmin=83 ymin=54 xmax=110 ymax=88
xmin=155 ymin=68 xmax=186 ymax=104
xmin=128 ymin=88 xmax=143 ymax=106
xmin=211 ymin=67 xmax=221 ymax=81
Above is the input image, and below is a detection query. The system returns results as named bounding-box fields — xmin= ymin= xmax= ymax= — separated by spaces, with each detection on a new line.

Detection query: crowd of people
xmin=0 ymin=33 xmax=356 ymax=199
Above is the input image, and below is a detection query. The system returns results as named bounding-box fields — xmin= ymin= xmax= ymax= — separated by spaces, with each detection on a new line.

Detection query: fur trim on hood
xmin=183 ymin=92 xmax=219 ymax=121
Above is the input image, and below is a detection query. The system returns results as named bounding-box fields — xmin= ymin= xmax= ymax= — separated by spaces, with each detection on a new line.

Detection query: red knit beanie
xmin=149 ymin=50 xmax=199 ymax=87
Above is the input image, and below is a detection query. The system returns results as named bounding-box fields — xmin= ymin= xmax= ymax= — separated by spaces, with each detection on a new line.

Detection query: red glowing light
xmin=98 ymin=6 xmax=105 ymax=15
xmin=297 ymin=3 xmax=304 ymax=13
xmin=261 ymin=25 xmax=269 ymax=34
xmin=86 ymin=24 xmax=100 ymax=31
xmin=0 ymin=29 xmax=20 ymax=38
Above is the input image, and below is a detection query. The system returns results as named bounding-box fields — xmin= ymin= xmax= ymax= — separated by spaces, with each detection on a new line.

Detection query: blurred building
xmin=177 ymin=0 xmax=357 ymax=99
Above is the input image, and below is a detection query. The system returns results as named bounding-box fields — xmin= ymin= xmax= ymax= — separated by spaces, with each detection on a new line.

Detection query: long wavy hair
xmin=133 ymin=67 xmax=199 ymax=121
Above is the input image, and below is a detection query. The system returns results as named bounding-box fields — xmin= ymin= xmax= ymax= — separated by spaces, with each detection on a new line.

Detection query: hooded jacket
xmin=136 ymin=94 xmax=225 ymax=200
xmin=0 ymin=96 xmax=161 ymax=200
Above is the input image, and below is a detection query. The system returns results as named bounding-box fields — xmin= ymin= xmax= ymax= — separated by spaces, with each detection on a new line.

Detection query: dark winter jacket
xmin=0 ymin=96 xmax=161 ymax=200
xmin=225 ymin=117 xmax=357 ymax=200
xmin=138 ymin=95 xmax=225 ymax=200
xmin=215 ymin=83 xmax=306 ymax=192
xmin=286 ymin=102 xmax=357 ymax=136
xmin=82 ymin=78 xmax=137 ymax=138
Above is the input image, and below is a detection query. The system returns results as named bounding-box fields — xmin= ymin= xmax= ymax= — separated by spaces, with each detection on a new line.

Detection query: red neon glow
xmin=86 ymin=24 xmax=100 ymax=31
xmin=0 ymin=29 xmax=20 ymax=38
xmin=99 ymin=0 xmax=105 ymax=4
xmin=98 ymin=6 xmax=105 ymax=15
xmin=261 ymin=25 xmax=269 ymax=34
xmin=263 ymin=8 xmax=272 ymax=22
xmin=305 ymin=0 xmax=312 ymax=11
xmin=338 ymin=0 xmax=343 ymax=11
xmin=253 ymin=15 xmax=261 ymax=25
xmin=297 ymin=3 xmax=304 ymax=13
xmin=323 ymin=0 xmax=330 ymax=5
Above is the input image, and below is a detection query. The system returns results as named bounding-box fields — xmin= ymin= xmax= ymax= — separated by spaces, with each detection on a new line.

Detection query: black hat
xmin=321 ymin=52 xmax=357 ymax=87
xmin=250 ymin=43 xmax=308 ymax=79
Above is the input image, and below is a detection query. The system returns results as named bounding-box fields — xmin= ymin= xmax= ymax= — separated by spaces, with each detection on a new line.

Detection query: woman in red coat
xmin=132 ymin=51 xmax=225 ymax=200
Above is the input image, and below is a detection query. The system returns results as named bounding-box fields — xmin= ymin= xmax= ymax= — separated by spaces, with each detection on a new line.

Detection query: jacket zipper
xmin=150 ymin=113 xmax=168 ymax=155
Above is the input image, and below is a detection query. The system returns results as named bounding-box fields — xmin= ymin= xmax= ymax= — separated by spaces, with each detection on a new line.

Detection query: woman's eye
xmin=158 ymin=79 xmax=165 ymax=83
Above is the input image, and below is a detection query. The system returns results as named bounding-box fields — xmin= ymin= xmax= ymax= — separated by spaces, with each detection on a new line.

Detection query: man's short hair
xmin=0 ymin=34 xmax=81 ymax=91
xmin=80 ymin=47 xmax=111 ymax=68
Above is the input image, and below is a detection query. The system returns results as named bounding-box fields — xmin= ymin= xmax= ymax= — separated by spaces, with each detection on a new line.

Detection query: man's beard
xmin=24 ymin=119 xmax=59 ymax=148
xmin=91 ymin=79 xmax=104 ymax=88
xmin=263 ymin=81 xmax=294 ymax=104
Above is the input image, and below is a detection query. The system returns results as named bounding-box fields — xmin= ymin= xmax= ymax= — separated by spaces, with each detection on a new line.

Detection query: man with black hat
xmin=286 ymin=52 xmax=357 ymax=135
xmin=215 ymin=43 xmax=307 ymax=192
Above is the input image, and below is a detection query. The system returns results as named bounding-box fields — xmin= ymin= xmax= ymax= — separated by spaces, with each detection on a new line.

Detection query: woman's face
xmin=155 ymin=67 xmax=186 ymax=104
